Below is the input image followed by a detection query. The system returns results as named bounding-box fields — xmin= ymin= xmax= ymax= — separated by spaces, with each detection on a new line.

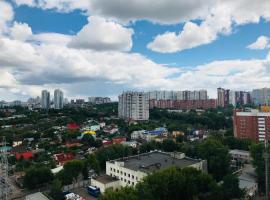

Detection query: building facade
xmin=118 ymin=91 xmax=149 ymax=121
xmin=251 ymin=88 xmax=270 ymax=105
xmin=54 ymin=89 xmax=64 ymax=109
xmin=41 ymin=90 xmax=50 ymax=109
xmin=149 ymin=99 xmax=217 ymax=110
xmin=218 ymin=88 xmax=251 ymax=107
xmin=148 ymin=90 xmax=208 ymax=101
xmin=233 ymin=109 xmax=270 ymax=141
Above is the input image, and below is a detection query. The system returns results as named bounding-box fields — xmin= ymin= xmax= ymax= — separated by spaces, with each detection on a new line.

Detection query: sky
xmin=0 ymin=0 xmax=270 ymax=101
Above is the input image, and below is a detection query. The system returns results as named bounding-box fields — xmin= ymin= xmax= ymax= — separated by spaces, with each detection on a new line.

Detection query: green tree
xmin=24 ymin=165 xmax=53 ymax=189
xmin=63 ymin=160 xmax=84 ymax=182
xmin=50 ymin=179 xmax=63 ymax=200
xmin=198 ymin=139 xmax=230 ymax=180
xmin=220 ymin=174 xmax=244 ymax=200
xmin=250 ymin=142 xmax=265 ymax=192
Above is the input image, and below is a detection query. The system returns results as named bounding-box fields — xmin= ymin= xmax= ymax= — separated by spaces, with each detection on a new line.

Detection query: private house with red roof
xmin=53 ymin=152 xmax=74 ymax=166
xmin=112 ymin=137 xmax=127 ymax=144
xmin=67 ymin=123 xmax=80 ymax=130
xmin=15 ymin=152 xmax=34 ymax=160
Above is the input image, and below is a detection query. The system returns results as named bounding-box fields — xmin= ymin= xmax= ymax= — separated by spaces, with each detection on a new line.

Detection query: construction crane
xmin=0 ymin=137 xmax=12 ymax=200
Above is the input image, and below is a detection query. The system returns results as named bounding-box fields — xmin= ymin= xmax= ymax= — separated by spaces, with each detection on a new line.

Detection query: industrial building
xmin=90 ymin=151 xmax=207 ymax=193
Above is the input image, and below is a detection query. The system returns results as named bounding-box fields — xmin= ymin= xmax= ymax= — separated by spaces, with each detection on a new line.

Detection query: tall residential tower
xmin=41 ymin=90 xmax=50 ymax=109
xmin=54 ymin=89 xmax=64 ymax=109
xmin=118 ymin=91 xmax=149 ymax=121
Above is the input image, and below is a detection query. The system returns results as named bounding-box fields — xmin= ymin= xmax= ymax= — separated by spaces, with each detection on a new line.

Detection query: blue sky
xmin=0 ymin=0 xmax=270 ymax=100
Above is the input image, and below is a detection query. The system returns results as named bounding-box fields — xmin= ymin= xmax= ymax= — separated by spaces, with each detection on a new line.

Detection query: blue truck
xmin=87 ymin=186 xmax=101 ymax=198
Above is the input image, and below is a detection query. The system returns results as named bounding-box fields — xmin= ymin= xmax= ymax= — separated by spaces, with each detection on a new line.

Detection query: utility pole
xmin=265 ymin=139 xmax=269 ymax=200
xmin=0 ymin=137 xmax=11 ymax=200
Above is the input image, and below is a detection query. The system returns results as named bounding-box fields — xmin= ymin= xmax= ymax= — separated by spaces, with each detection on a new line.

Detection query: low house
xmin=67 ymin=123 xmax=80 ymax=130
xmin=15 ymin=152 xmax=34 ymax=160
xmin=54 ymin=153 xmax=74 ymax=166
xmin=91 ymin=174 xmax=120 ymax=193
xmin=112 ymin=137 xmax=127 ymax=144
xmin=25 ymin=192 xmax=49 ymax=200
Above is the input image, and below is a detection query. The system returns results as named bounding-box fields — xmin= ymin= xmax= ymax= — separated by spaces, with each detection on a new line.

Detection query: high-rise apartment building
xmin=233 ymin=109 xmax=270 ymax=141
xmin=251 ymin=88 xmax=270 ymax=105
xmin=218 ymin=88 xmax=251 ymax=107
xmin=148 ymin=90 xmax=207 ymax=101
xmin=217 ymin=88 xmax=226 ymax=107
xmin=41 ymin=90 xmax=50 ymax=109
xmin=118 ymin=92 xmax=149 ymax=121
xmin=54 ymin=89 xmax=64 ymax=109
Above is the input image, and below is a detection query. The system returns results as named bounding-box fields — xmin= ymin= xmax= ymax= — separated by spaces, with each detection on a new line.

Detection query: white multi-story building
xmin=54 ymin=89 xmax=64 ymax=109
xmin=41 ymin=90 xmax=50 ymax=109
xmin=105 ymin=151 xmax=207 ymax=188
xmin=118 ymin=91 xmax=149 ymax=121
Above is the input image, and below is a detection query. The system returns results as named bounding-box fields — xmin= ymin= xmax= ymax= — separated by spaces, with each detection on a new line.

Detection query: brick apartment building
xmin=149 ymin=99 xmax=217 ymax=110
xmin=233 ymin=109 xmax=270 ymax=141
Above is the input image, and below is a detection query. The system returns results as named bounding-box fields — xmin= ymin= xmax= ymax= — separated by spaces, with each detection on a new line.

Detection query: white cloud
xmin=10 ymin=22 xmax=32 ymax=41
xmin=13 ymin=0 xmax=215 ymax=24
xmin=32 ymin=33 xmax=72 ymax=46
xmin=69 ymin=16 xmax=133 ymax=51
xmin=0 ymin=1 xmax=14 ymax=33
xmin=247 ymin=36 xmax=270 ymax=50
xmin=148 ymin=0 xmax=270 ymax=53
xmin=13 ymin=0 xmax=90 ymax=12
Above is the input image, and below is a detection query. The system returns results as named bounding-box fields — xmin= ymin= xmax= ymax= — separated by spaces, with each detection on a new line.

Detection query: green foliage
xmin=23 ymin=165 xmax=53 ymax=189
xmin=219 ymin=174 xmax=244 ymax=200
xmin=95 ymin=144 xmax=133 ymax=169
xmin=197 ymin=139 xmax=230 ymax=181
xmin=250 ymin=142 xmax=265 ymax=192
xmin=85 ymin=154 xmax=101 ymax=174
xmin=49 ymin=179 xmax=63 ymax=200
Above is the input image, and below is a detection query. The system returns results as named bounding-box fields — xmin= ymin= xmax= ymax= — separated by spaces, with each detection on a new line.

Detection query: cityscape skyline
xmin=0 ymin=0 xmax=270 ymax=101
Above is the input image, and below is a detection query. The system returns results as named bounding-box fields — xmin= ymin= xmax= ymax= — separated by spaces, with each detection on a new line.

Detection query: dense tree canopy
xmin=23 ymin=165 xmax=53 ymax=189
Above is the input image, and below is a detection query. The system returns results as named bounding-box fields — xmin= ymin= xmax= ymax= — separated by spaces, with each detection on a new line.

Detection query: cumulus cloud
xmin=13 ymin=0 xmax=90 ymax=12
xmin=69 ymin=16 xmax=134 ymax=51
xmin=0 ymin=1 xmax=14 ymax=33
xmin=148 ymin=0 xmax=270 ymax=53
xmin=13 ymin=0 xmax=215 ymax=24
xmin=247 ymin=36 xmax=270 ymax=50
xmin=10 ymin=22 xmax=32 ymax=41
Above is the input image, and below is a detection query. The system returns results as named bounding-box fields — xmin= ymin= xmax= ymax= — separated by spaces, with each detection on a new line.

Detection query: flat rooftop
xmin=93 ymin=174 xmax=119 ymax=184
xmin=110 ymin=151 xmax=202 ymax=173
xmin=25 ymin=192 xmax=49 ymax=200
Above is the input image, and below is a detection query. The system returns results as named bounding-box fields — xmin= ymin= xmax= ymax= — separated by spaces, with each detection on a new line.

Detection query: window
xmin=113 ymin=169 xmax=115 ymax=172
xmin=124 ymin=179 xmax=126 ymax=182
xmin=110 ymin=167 xmax=112 ymax=171
xmin=128 ymin=174 xmax=130 ymax=177
xmin=117 ymin=170 xmax=119 ymax=173
xmin=132 ymin=175 xmax=134 ymax=179
xmin=136 ymin=177 xmax=138 ymax=180
xmin=120 ymin=171 xmax=123 ymax=175
xmin=124 ymin=172 xmax=126 ymax=176
xmin=128 ymin=181 xmax=130 ymax=184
